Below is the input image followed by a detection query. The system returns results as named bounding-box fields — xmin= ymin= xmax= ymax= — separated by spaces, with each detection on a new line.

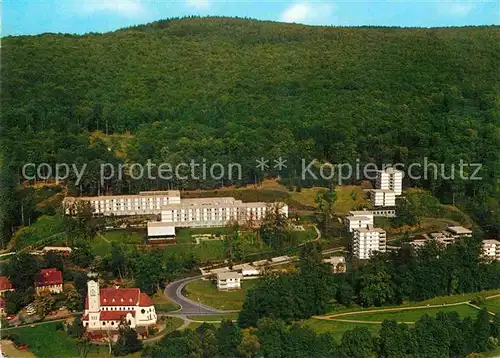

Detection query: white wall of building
xmin=353 ymin=226 xmax=387 ymax=259
xmin=346 ymin=214 xmax=374 ymax=232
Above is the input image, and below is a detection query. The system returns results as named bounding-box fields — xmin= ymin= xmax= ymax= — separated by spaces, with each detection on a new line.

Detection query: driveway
xmin=164 ymin=276 xmax=226 ymax=315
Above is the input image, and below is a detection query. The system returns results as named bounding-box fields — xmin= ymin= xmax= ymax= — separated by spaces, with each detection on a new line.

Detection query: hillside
xmin=1 ymin=17 xmax=499 ymax=238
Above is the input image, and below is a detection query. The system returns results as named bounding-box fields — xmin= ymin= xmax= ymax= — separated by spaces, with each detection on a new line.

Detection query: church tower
xmin=87 ymin=272 xmax=100 ymax=327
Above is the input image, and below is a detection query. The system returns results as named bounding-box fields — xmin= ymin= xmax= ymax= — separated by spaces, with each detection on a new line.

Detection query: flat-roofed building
xmin=216 ymin=272 xmax=242 ymax=290
xmin=63 ymin=190 xmax=181 ymax=216
xmin=376 ymin=167 xmax=403 ymax=196
xmin=352 ymin=225 xmax=387 ymax=260
xmin=482 ymin=240 xmax=500 ymax=261
xmin=147 ymin=222 xmax=176 ymax=243
xmin=323 ymin=256 xmax=347 ymax=273
xmin=346 ymin=212 xmax=374 ymax=232
xmin=446 ymin=226 xmax=473 ymax=238
xmin=160 ymin=198 xmax=288 ymax=228
xmin=370 ymin=189 xmax=396 ymax=207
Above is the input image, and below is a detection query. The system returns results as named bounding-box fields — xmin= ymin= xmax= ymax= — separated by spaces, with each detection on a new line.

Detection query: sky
xmin=2 ymin=0 xmax=499 ymax=36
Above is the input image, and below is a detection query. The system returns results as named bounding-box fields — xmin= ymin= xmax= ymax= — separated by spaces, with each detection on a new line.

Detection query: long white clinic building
xmin=148 ymin=197 xmax=288 ymax=240
xmin=63 ymin=191 xmax=181 ymax=216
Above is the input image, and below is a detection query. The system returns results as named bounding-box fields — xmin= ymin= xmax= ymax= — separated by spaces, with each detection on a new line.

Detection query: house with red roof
xmin=0 ymin=276 xmax=14 ymax=297
xmin=82 ymin=277 xmax=157 ymax=333
xmin=35 ymin=268 xmax=63 ymax=294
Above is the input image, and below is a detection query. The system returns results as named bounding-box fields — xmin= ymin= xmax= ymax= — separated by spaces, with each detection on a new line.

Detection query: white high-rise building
xmin=482 ymin=240 xmax=500 ymax=261
xmin=376 ymin=167 xmax=403 ymax=196
xmin=352 ymin=225 xmax=387 ymax=259
xmin=345 ymin=212 xmax=374 ymax=232
xmin=370 ymin=189 xmax=396 ymax=207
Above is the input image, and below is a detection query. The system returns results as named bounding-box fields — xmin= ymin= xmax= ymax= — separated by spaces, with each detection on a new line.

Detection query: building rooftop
xmin=0 ymin=276 xmax=13 ymax=291
xmin=379 ymin=167 xmax=404 ymax=174
xmin=217 ymin=272 xmax=243 ymax=280
xmin=447 ymin=226 xmax=473 ymax=235
xmin=36 ymin=268 xmax=63 ymax=287
xmin=323 ymin=256 xmax=346 ymax=265
xmin=64 ymin=190 xmax=181 ymax=202
xmin=354 ymin=225 xmax=386 ymax=233
xmin=347 ymin=215 xmax=373 ymax=222
xmin=483 ymin=239 xmax=500 ymax=245
xmin=84 ymin=287 xmax=154 ymax=308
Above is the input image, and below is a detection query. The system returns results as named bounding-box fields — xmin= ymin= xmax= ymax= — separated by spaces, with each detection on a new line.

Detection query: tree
xmin=217 ymin=320 xmax=242 ymax=357
xmin=338 ymin=327 xmax=373 ymax=358
xmin=112 ymin=320 xmax=143 ymax=356
xmin=69 ymin=241 xmax=94 ymax=268
xmin=259 ymin=204 xmax=292 ymax=252
xmin=315 ymin=187 xmax=337 ymax=237
xmin=5 ymin=252 xmax=39 ymax=307
xmin=474 ymin=308 xmax=493 ymax=353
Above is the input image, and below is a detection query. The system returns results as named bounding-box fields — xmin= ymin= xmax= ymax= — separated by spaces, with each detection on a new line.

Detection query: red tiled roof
xmin=99 ymin=310 xmax=135 ymax=321
xmin=36 ymin=268 xmax=63 ymax=287
xmin=139 ymin=292 xmax=153 ymax=307
xmin=100 ymin=288 xmax=140 ymax=306
xmin=84 ymin=287 xmax=155 ymax=309
xmin=0 ymin=276 xmax=13 ymax=291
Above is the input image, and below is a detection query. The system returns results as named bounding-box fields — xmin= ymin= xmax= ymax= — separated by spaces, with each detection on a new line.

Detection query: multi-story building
xmin=216 ymin=272 xmax=242 ymax=290
xmin=345 ymin=212 xmax=374 ymax=232
xmin=370 ymin=189 xmax=396 ymax=207
xmin=147 ymin=197 xmax=288 ymax=238
xmin=352 ymin=225 xmax=387 ymax=259
xmin=376 ymin=167 xmax=403 ymax=196
xmin=482 ymin=240 xmax=500 ymax=261
xmin=82 ymin=276 xmax=157 ymax=333
xmin=36 ymin=268 xmax=63 ymax=294
xmin=63 ymin=190 xmax=181 ymax=216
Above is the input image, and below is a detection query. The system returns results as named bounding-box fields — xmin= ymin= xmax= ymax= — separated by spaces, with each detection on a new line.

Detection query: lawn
xmin=339 ymin=303 xmax=479 ymax=323
xmin=483 ymin=297 xmax=500 ymax=314
xmin=186 ymin=313 xmax=239 ymax=322
xmin=323 ymin=289 xmax=500 ymax=317
xmin=161 ymin=316 xmax=185 ymax=335
xmin=183 ymin=279 xmax=260 ymax=311
xmin=151 ymin=291 xmax=181 ymax=312
xmin=184 ymin=321 xmax=221 ymax=330
xmin=100 ymin=229 xmax=145 ymax=244
xmin=175 ymin=227 xmax=233 ymax=244
xmin=301 ymin=319 xmax=380 ymax=342
xmin=8 ymin=322 xmax=82 ymax=357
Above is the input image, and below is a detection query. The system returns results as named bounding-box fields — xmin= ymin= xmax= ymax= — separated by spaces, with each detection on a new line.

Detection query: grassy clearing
xmin=183 ymin=279 xmax=260 ymax=311
xmin=483 ymin=297 xmax=500 ymax=313
xmin=152 ymin=291 xmax=181 ymax=312
xmin=186 ymin=313 xmax=239 ymax=322
xmin=301 ymin=319 xmax=380 ymax=341
xmin=340 ymin=303 xmax=479 ymax=323
xmin=185 ymin=321 xmax=221 ymax=330
xmin=100 ymin=229 xmax=145 ymax=244
xmin=161 ymin=316 xmax=185 ymax=335
xmin=8 ymin=322 xmax=103 ymax=358
xmin=333 ymin=186 xmax=371 ymax=215
xmin=92 ymin=234 xmax=113 ymax=257
xmin=323 ymin=289 xmax=500 ymax=316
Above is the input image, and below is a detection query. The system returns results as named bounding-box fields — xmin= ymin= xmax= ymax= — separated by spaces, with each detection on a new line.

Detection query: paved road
xmin=164 ymin=276 xmax=228 ymax=315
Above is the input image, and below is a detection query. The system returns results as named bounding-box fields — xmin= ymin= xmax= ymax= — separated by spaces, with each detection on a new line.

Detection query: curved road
xmin=164 ymin=276 xmax=232 ymax=315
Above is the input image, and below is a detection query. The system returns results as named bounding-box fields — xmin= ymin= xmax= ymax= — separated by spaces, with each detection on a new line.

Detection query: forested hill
xmin=1 ymin=17 xmax=499 ymax=237
xmin=3 ymin=18 xmax=499 ymax=134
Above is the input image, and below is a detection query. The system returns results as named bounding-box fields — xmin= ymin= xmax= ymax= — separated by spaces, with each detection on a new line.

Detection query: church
xmin=82 ymin=273 xmax=157 ymax=333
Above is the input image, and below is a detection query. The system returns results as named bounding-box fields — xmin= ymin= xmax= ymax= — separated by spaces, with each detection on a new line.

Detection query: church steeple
xmin=87 ymin=271 xmax=100 ymax=327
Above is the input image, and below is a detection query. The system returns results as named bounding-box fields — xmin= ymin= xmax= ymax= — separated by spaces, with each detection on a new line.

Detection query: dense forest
xmin=1 ymin=17 xmax=499 ymax=244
